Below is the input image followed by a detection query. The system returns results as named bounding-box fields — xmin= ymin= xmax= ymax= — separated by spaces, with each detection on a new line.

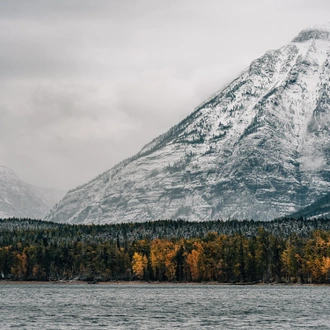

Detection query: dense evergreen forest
xmin=1 ymin=217 xmax=330 ymax=283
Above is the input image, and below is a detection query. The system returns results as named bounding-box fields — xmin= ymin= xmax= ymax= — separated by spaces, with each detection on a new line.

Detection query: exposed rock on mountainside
xmin=0 ymin=166 xmax=66 ymax=219
xmin=47 ymin=23 xmax=330 ymax=224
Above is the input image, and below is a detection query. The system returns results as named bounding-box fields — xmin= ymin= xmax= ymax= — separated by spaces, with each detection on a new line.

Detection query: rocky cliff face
xmin=46 ymin=23 xmax=330 ymax=224
xmin=0 ymin=166 xmax=66 ymax=219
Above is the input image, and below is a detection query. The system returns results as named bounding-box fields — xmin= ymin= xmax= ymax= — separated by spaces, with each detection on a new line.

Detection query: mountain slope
xmin=46 ymin=23 xmax=330 ymax=224
xmin=290 ymin=192 xmax=330 ymax=219
xmin=0 ymin=166 xmax=66 ymax=219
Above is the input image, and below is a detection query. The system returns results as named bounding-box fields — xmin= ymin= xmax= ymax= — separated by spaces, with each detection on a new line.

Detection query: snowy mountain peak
xmin=46 ymin=23 xmax=330 ymax=224
xmin=310 ymin=22 xmax=330 ymax=31
xmin=0 ymin=166 xmax=66 ymax=219
xmin=292 ymin=22 xmax=330 ymax=42
xmin=0 ymin=166 xmax=18 ymax=180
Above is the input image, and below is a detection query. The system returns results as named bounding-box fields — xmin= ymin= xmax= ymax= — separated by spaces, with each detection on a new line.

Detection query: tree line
xmin=1 ymin=218 xmax=330 ymax=283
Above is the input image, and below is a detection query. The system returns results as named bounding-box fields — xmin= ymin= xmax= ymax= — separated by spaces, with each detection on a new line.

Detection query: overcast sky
xmin=1 ymin=0 xmax=330 ymax=190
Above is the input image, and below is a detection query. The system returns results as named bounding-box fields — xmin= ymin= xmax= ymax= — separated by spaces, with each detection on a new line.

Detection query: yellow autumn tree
xmin=186 ymin=242 xmax=204 ymax=281
xmin=150 ymin=239 xmax=178 ymax=281
xmin=165 ymin=245 xmax=179 ymax=281
xmin=11 ymin=249 xmax=28 ymax=279
xmin=132 ymin=252 xmax=148 ymax=280
xmin=186 ymin=249 xmax=200 ymax=281
xmin=321 ymin=256 xmax=330 ymax=281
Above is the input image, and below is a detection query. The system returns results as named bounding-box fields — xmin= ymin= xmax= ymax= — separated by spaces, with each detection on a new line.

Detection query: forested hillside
xmin=1 ymin=218 xmax=330 ymax=283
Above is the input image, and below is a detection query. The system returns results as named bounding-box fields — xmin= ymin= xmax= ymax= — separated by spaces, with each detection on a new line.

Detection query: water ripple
xmin=1 ymin=284 xmax=330 ymax=329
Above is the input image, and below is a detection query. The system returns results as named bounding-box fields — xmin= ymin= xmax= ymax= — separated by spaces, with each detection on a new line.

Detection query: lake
xmin=1 ymin=283 xmax=329 ymax=329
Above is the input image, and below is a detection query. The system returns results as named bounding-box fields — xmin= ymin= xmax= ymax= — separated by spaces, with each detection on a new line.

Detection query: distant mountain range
xmin=0 ymin=166 xmax=66 ymax=219
xmin=42 ymin=22 xmax=330 ymax=224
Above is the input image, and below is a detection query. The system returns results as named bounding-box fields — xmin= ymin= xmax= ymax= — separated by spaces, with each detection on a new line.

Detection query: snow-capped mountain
xmin=0 ymin=166 xmax=66 ymax=219
xmin=46 ymin=23 xmax=330 ymax=224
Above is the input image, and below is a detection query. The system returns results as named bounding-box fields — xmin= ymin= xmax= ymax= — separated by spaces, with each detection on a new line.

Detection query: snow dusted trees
xmin=2 ymin=218 xmax=330 ymax=283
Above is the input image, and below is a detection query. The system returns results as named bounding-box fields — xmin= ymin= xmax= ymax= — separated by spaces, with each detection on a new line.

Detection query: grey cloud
xmin=1 ymin=0 xmax=330 ymax=190
xmin=0 ymin=0 xmax=113 ymax=18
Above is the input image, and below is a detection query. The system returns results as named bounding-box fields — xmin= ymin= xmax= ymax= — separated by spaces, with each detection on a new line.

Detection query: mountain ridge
xmin=0 ymin=166 xmax=66 ymax=219
xmin=289 ymin=192 xmax=330 ymax=219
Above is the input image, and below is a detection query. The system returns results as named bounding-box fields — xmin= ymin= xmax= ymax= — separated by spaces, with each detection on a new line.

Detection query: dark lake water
xmin=1 ymin=283 xmax=330 ymax=329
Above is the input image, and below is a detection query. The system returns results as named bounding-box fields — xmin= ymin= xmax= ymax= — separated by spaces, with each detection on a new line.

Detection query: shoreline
xmin=0 ymin=280 xmax=328 ymax=286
